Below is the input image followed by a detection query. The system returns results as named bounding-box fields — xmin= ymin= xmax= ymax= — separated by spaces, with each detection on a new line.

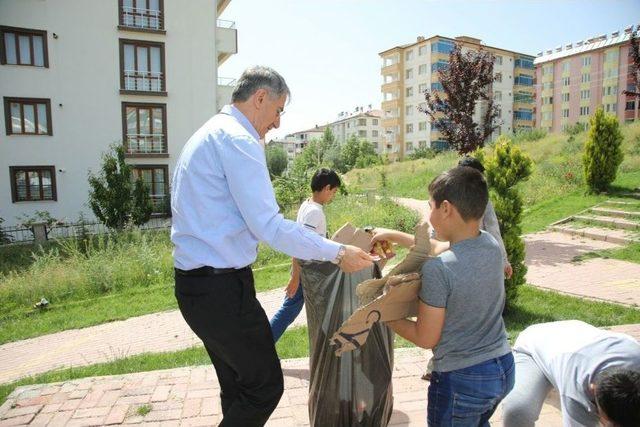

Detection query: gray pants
xmin=501 ymin=351 xmax=554 ymax=427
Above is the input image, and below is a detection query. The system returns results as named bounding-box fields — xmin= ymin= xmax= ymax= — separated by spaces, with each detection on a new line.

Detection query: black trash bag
xmin=299 ymin=260 xmax=394 ymax=427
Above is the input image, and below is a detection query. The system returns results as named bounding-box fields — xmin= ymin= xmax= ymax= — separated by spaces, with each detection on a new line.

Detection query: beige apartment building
xmin=327 ymin=109 xmax=384 ymax=153
xmin=380 ymin=35 xmax=536 ymax=160
xmin=534 ymin=26 xmax=638 ymax=132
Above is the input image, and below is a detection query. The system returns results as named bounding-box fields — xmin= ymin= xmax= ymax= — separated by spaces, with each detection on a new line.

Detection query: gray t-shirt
xmin=420 ymin=230 xmax=511 ymax=372
xmin=514 ymin=320 xmax=640 ymax=427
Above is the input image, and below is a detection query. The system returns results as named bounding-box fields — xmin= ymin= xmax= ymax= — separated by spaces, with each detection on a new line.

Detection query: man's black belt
xmin=175 ymin=265 xmax=250 ymax=276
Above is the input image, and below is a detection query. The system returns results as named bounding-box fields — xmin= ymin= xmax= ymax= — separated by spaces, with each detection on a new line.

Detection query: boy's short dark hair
xmin=595 ymin=368 xmax=640 ymax=427
xmin=311 ymin=168 xmax=341 ymax=192
xmin=458 ymin=156 xmax=485 ymax=174
xmin=428 ymin=166 xmax=488 ymax=222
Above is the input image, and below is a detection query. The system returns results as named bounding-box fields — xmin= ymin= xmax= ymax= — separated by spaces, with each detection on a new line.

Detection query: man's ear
xmin=253 ymin=89 xmax=267 ymax=109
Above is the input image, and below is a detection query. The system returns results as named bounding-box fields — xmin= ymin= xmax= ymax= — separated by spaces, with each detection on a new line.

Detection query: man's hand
xmin=339 ymin=245 xmax=374 ymax=273
xmin=504 ymin=262 xmax=513 ymax=279
xmin=285 ymin=279 xmax=299 ymax=299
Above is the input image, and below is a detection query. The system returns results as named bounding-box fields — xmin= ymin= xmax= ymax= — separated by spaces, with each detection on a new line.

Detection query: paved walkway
xmin=0 ymin=348 xmax=565 ymax=427
xmin=0 ymin=289 xmax=307 ymax=385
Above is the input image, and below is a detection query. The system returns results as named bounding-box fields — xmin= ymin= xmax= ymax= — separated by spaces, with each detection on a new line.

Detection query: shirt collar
xmin=221 ymin=104 xmax=261 ymax=142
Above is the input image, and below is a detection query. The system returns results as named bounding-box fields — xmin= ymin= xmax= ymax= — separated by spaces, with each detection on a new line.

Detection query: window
xmin=431 ymin=82 xmax=443 ymax=92
xmin=358 ymin=118 xmax=367 ymax=126
xmin=562 ymin=109 xmax=570 ymax=118
xmin=418 ymin=64 xmax=428 ymax=75
xmin=4 ymin=97 xmax=52 ymax=135
xmin=119 ymin=0 xmax=164 ymax=31
xmin=605 ymin=103 xmax=618 ymax=113
xmin=562 ymin=61 xmax=570 ymax=73
xmin=406 ymin=123 xmax=413 ymax=133
xmin=406 ymin=105 xmax=413 ymax=116
xmin=372 ymin=119 xmax=378 ymax=125
xmin=562 ymin=93 xmax=570 ymax=102
xmin=10 ymin=166 xmax=56 ymax=202
xmin=120 ymin=39 xmax=166 ymax=93
xmin=406 ymin=87 xmax=413 ymax=97
xmin=515 ymin=56 xmax=534 ymax=69
xmin=494 ymin=91 xmax=502 ymax=102
xmin=580 ymin=89 xmax=590 ymax=100
xmin=514 ymin=75 xmax=533 ymax=86
xmin=495 ymin=72 xmax=502 ymax=83
xmin=515 ymin=109 xmax=533 ymax=121
xmin=419 ymin=121 xmax=427 ymax=131
xmin=494 ymin=55 xmax=503 ymax=65
xmin=406 ymin=142 xmax=414 ymax=151
xmin=542 ymin=96 xmax=553 ymax=105
xmin=604 ymin=50 xmax=619 ymax=63
xmin=542 ymin=82 xmax=553 ymax=91
xmin=580 ymin=106 xmax=590 ymax=116
xmin=418 ymin=83 xmax=428 ymax=93
xmin=581 ymin=73 xmax=591 ymax=83
xmin=542 ymin=65 xmax=553 ymax=75
xmin=358 ymin=130 xmax=367 ymax=137
xmin=604 ymin=85 xmax=618 ymax=96
xmin=432 ymin=60 xmax=449 ymax=72
xmin=405 ymin=50 xmax=414 ymax=61
xmin=626 ymin=101 xmax=636 ymax=111
xmin=123 ymin=102 xmax=167 ymax=155
xmin=581 ymin=56 xmax=591 ymax=67
xmin=562 ymin=77 xmax=570 ymax=86
xmin=605 ymin=68 xmax=618 ymax=79
xmin=541 ymin=112 xmax=552 ymax=121
xmin=405 ymin=68 xmax=413 ymax=79
xmin=0 ymin=26 xmax=48 ymax=67
xmin=372 ymin=130 xmax=379 ymax=137
xmin=419 ymin=140 xmax=427 ymax=148
xmin=514 ymin=91 xmax=533 ymax=103
xmin=431 ymin=39 xmax=455 ymax=54
xmin=131 ymin=165 xmax=168 ymax=214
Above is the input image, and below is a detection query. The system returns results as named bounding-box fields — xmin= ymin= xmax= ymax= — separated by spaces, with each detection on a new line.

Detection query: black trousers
xmin=174 ymin=267 xmax=284 ymax=427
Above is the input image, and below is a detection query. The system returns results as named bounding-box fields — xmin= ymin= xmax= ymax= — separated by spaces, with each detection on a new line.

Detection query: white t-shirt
xmin=296 ymin=199 xmax=327 ymax=237
xmin=513 ymin=320 xmax=640 ymax=426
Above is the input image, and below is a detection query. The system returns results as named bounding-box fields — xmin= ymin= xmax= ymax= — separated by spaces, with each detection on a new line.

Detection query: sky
xmin=218 ymin=0 xmax=640 ymax=139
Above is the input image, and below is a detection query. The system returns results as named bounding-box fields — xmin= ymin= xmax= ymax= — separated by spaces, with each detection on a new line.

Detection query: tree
xmin=265 ymin=144 xmax=288 ymax=177
xmin=0 ymin=216 xmax=12 ymax=244
xmin=88 ymin=143 xmax=153 ymax=229
xmin=483 ymin=136 xmax=532 ymax=313
xmin=131 ymin=177 xmax=153 ymax=226
xmin=583 ymin=107 xmax=624 ymax=193
xmin=340 ymin=135 xmax=361 ymax=171
xmin=421 ymin=43 xmax=499 ymax=155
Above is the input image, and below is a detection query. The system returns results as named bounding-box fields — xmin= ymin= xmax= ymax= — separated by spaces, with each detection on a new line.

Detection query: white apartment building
xmin=327 ymin=110 xmax=384 ymax=153
xmin=0 ymin=0 xmax=237 ymax=226
xmin=380 ymin=35 xmax=535 ymax=160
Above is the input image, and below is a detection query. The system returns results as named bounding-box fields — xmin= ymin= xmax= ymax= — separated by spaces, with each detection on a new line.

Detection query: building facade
xmin=534 ymin=26 xmax=638 ymax=132
xmin=0 ymin=0 xmax=237 ymax=226
xmin=327 ymin=110 xmax=384 ymax=153
xmin=380 ymin=35 xmax=535 ymax=160
xmin=270 ymin=125 xmax=325 ymax=161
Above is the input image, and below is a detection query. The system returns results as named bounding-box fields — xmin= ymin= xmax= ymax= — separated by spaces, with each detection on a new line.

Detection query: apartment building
xmin=327 ymin=109 xmax=384 ymax=153
xmin=0 ymin=0 xmax=237 ymax=226
xmin=534 ymin=26 xmax=638 ymax=132
xmin=380 ymin=35 xmax=535 ymax=160
xmin=270 ymin=125 xmax=325 ymax=161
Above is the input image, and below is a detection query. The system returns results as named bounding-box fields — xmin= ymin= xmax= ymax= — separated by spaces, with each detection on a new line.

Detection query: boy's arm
xmin=286 ymin=258 xmax=301 ymax=298
xmin=371 ymin=227 xmax=415 ymax=248
xmin=387 ymin=301 xmax=445 ymax=349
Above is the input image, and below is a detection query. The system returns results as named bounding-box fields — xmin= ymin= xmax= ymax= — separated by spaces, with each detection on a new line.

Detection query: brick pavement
xmin=0 ymin=347 xmax=568 ymax=427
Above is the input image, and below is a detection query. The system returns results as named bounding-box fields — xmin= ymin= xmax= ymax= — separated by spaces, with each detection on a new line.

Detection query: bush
xmin=409 ymin=146 xmax=437 ymax=160
xmin=0 ymin=217 xmax=11 ymax=244
xmin=511 ymin=128 xmax=547 ymax=144
xmin=273 ymin=175 xmax=308 ymax=210
xmin=484 ymin=136 xmax=532 ymax=313
xmin=583 ymin=107 xmax=624 ymax=193
xmin=266 ymin=145 xmax=288 ymax=177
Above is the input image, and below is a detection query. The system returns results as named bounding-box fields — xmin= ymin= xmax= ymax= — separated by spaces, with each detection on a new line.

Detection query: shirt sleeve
xmin=482 ymin=201 xmax=509 ymax=264
xmin=419 ymin=258 xmax=450 ymax=308
xmin=300 ymin=208 xmax=324 ymax=233
xmin=220 ymin=134 xmax=340 ymax=262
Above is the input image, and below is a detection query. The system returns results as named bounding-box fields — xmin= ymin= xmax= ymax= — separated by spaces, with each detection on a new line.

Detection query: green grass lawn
xmin=2 ymin=283 xmax=638 ymax=405
xmin=573 ymin=242 xmax=640 ymax=265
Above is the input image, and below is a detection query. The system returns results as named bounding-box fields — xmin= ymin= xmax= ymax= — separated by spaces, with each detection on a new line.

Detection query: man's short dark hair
xmin=428 ymin=166 xmax=488 ymax=221
xmin=595 ymin=368 xmax=640 ymax=427
xmin=310 ymin=168 xmax=341 ymax=192
xmin=458 ymin=156 xmax=485 ymax=174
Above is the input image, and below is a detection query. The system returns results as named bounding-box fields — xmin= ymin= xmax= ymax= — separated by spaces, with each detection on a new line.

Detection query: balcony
xmin=122 ymin=70 xmax=165 ymax=94
xmin=382 ymin=99 xmax=400 ymax=110
xmin=381 ymin=62 xmax=401 ymax=75
xmin=217 ymin=19 xmax=237 ymax=66
xmin=125 ymin=134 xmax=167 ymax=157
xmin=381 ymin=80 xmax=401 ymax=93
xmin=217 ymin=77 xmax=236 ymax=111
xmin=119 ymin=5 xmax=164 ymax=33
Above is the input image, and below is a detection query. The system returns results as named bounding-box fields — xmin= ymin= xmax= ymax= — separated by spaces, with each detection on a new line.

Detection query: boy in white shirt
xmin=269 ymin=168 xmax=341 ymax=341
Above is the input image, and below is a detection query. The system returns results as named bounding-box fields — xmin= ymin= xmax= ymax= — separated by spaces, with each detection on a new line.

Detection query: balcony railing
xmin=126 ymin=134 xmax=166 ymax=154
xmin=150 ymin=195 xmax=167 ymax=213
xmin=120 ymin=6 xmax=164 ymax=30
xmin=123 ymin=70 xmax=165 ymax=92
xmin=216 ymin=19 xmax=236 ymax=29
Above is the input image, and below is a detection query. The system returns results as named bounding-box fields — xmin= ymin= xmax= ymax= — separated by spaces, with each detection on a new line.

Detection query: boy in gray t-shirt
xmin=384 ymin=166 xmax=513 ymax=426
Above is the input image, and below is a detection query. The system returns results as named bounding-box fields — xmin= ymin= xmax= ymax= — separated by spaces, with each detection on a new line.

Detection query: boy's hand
xmin=339 ymin=245 xmax=374 ymax=273
xmin=369 ymin=227 xmax=396 ymax=245
xmin=285 ymin=279 xmax=299 ymax=298
xmin=504 ymin=262 xmax=513 ymax=279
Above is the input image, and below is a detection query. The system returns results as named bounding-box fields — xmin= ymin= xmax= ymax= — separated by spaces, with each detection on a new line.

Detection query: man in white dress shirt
xmin=171 ymin=66 xmax=373 ymax=426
